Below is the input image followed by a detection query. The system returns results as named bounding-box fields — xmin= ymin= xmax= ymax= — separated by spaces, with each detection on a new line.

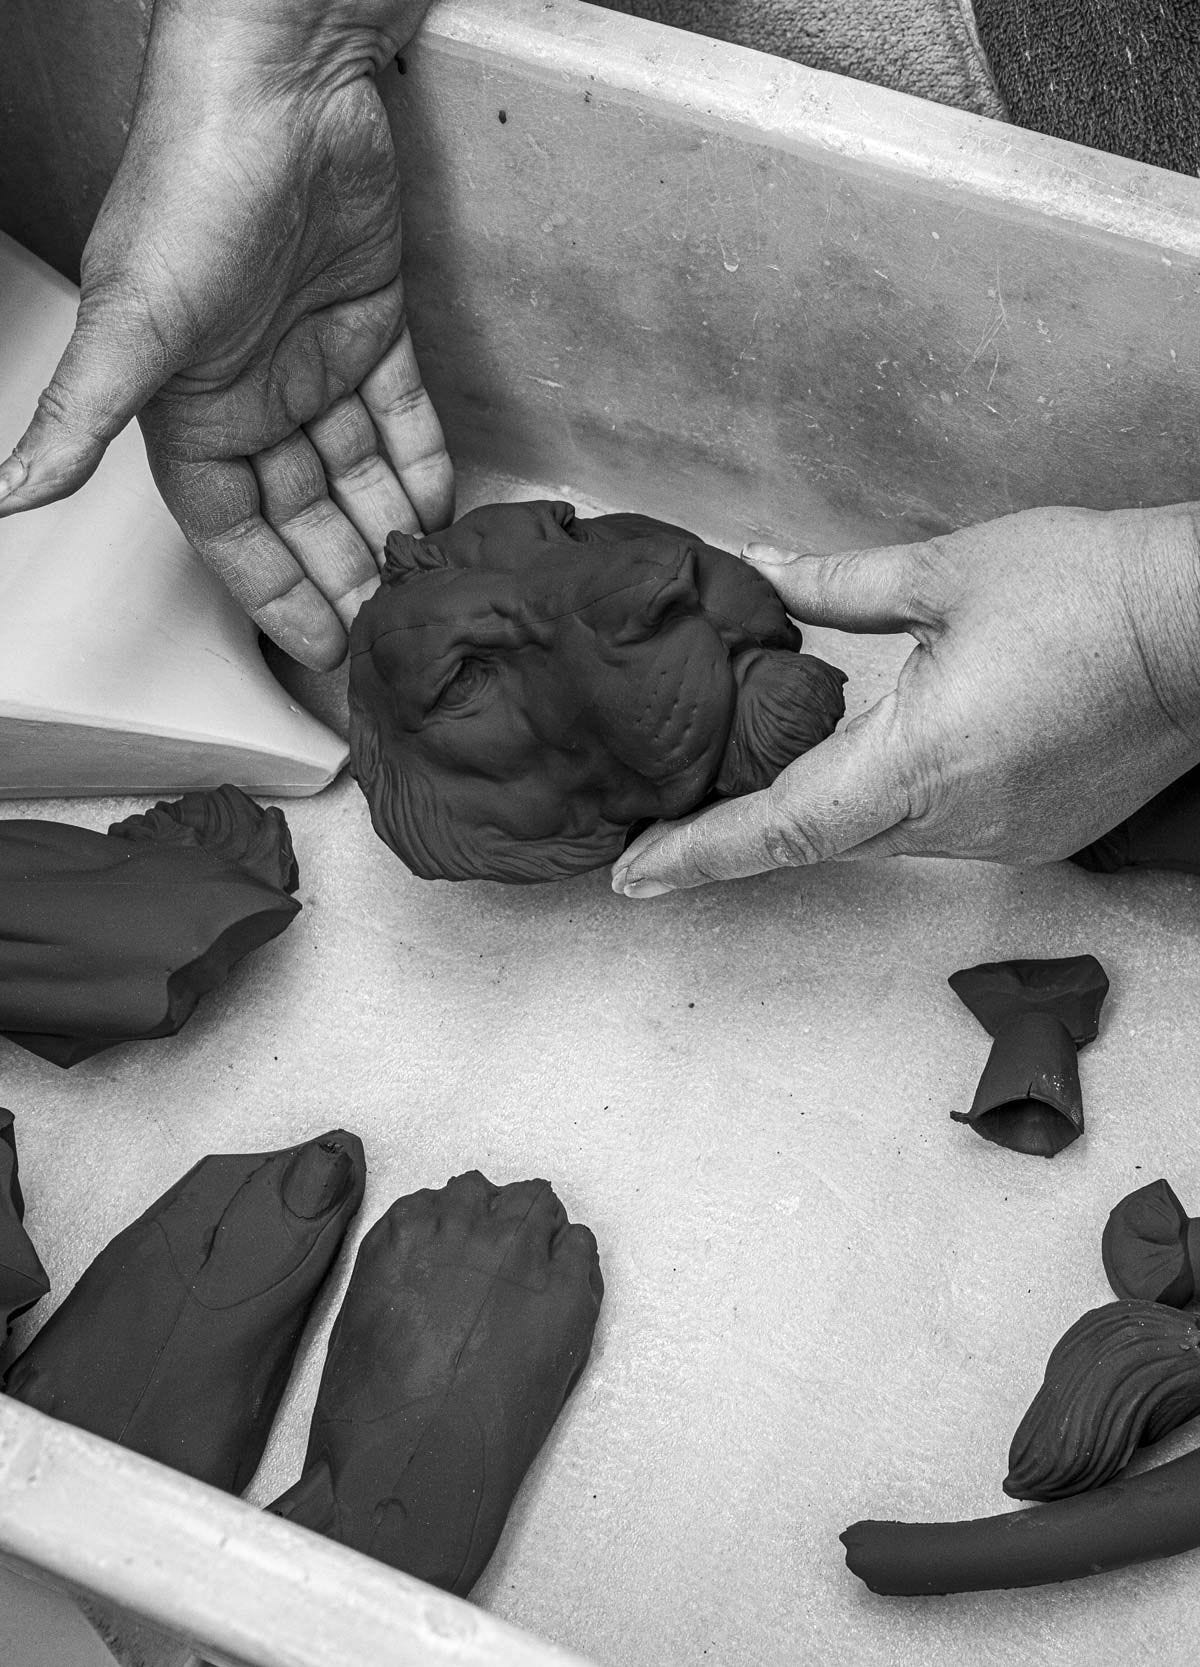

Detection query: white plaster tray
xmin=3 ymin=463 xmax=1200 ymax=1667
xmin=2 ymin=2 xmax=1200 ymax=1663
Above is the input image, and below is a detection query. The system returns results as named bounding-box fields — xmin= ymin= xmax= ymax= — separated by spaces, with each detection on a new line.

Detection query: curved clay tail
xmin=842 ymin=1441 xmax=1200 ymax=1594
xmin=715 ymin=649 xmax=846 ymax=797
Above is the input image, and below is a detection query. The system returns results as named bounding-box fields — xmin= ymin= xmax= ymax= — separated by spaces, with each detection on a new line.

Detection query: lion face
xmin=348 ymin=501 xmax=841 ymax=883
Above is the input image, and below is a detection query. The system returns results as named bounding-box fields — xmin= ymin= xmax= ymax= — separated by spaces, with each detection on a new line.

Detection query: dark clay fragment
xmin=1102 ymin=1179 xmax=1200 ymax=1306
xmin=951 ymin=1011 xmax=1083 ymax=1158
xmin=349 ymin=500 xmax=845 ymax=882
xmin=0 ymin=785 xmax=301 ymax=1066
xmin=269 ymin=1170 xmax=604 ymax=1596
xmin=948 ymin=956 xmax=1109 ymax=1157
xmin=1005 ymin=1300 xmax=1200 ymax=1500
xmin=842 ymin=1441 xmax=1200 ymax=1595
xmin=947 ymin=954 xmax=1109 ymax=1045
xmin=1073 ymin=761 xmax=1200 ymax=873
xmin=5 ymin=1130 xmax=365 ymax=1492
xmin=0 ymin=1108 xmax=50 ymax=1346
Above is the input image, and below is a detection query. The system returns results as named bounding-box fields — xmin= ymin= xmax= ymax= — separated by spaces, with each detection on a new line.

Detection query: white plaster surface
xmin=0 ymin=1564 xmax=115 ymax=1667
xmin=2 ymin=472 xmax=1200 ymax=1666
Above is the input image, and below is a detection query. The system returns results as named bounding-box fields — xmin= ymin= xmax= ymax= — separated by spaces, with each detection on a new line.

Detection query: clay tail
xmin=715 ymin=649 xmax=846 ymax=797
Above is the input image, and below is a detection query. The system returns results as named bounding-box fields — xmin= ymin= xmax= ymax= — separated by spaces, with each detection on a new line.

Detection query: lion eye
xmin=438 ymin=658 xmax=490 ymax=710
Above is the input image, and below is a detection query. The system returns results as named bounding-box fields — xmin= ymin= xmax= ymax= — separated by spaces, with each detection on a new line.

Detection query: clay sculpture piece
xmin=842 ymin=1290 xmax=1200 ymax=1594
xmin=842 ymin=1446 xmax=1200 ymax=1594
xmin=269 ymin=1170 xmax=604 ymax=1595
xmin=5 ymin=1131 xmax=365 ymax=1492
xmin=0 ymin=785 xmax=302 ymax=1066
xmin=1073 ymin=761 xmax=1200 ymax=873
xmin=1102 ymin=1179 xmax=1200 ymax=1306
xmin=348 ymin=500 xmax=846 ymax=882
xmin=0 ymin=1108 xmax=50 ymax=1346
xmin=948 ymin=954 xmax=1109 ymax=1157
xmin=1005 ymin=1300 xmax=1200 ymax=1500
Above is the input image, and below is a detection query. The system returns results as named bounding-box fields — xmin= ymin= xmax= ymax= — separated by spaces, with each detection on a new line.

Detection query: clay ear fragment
xmin=1102 ymin=1179 xmax=1199 ymax=1306
xmin=382 ymin=529 xmax=448 ymax=581
xmin=715 ymin=649 xmax=846 ymax=796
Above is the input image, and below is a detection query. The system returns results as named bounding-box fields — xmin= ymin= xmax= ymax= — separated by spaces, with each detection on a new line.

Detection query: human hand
xmin=612 ymin=503 xmax=1200 ymax=895
xmin=0 ymin=0 xmax=452 ymax=669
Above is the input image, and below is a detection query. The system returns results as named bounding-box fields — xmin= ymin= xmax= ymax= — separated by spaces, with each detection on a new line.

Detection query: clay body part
xmin=948 ymin=955 xmax=1109 ymax=1157
xmin=1073 ymin=761 xmax=1200 ymax=872
xmin=0 ymin=1108 xmax=50 ymax=1346
xmin=5 ymin=1130 xmax=365 ymax=1492
xmin=270 ymin=1170 xmax=604 ymax=1596
xmin=349 ymin=500 xmax=846 ymax=882
xmin=1103 ymin=1179 xmax=1200 ymax=1306
xmin=1006 ymin=1300 xmax=1200 ymax=1500
xmin=0 ymin=785 xmax=301 ymax=1066
xmin=842 ymin=1441 xmax=1200 ymax=1594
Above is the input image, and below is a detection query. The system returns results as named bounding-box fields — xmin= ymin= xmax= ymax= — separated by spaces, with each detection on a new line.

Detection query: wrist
xmin=150 ymin=1 xmax=426 ymax=94
xmin=1126 ymin=502 xmax=1200 ymax=743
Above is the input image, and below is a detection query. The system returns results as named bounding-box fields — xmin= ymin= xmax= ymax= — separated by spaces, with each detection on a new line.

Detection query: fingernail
xmin=742 ymin=542 xmax=795 ymax=566
xmin=283 ymin=1136 xmax=355 ymax=1217
xmin=619 ymin=878 xmax=674 ymax=899
xmin=0 ymin=454 xmax=28 ymax=501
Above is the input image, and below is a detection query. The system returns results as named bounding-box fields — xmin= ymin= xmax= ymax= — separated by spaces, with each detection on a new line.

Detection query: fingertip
xmin=741 ymin=541 xmax=802 ymax=567
xmin=612 ymin=805 xmax=750 ymax=894
xmin=432 ymin=467 xmax=456 ymax=534
xmin=333 ymin=573 xmax=381 ymax=630
xmin=611 ymin=818 xmax=671 ymax=888
xmin=409 ymin=448 xmax=456 ymax=535
xmin=743 ymin=541 xmax=936 ymax=634
xmin=256 ymin=590 xmax=348 ymax=672
xmin=0 ymin=452 xmax=28 ymax=504
xmin=613 ymin=876 xmax=675 ymax=900
xmin=0 ymin=417 xmax=107 ymax=513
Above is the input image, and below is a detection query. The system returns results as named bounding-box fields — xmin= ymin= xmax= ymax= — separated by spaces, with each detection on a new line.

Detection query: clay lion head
xmin=348 ymin=501 xmax=845 ymax=882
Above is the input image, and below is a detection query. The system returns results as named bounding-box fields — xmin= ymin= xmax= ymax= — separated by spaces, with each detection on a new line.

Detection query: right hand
xmin=612 ymin=502 xmax=1200 ymax=895
xmin=0 ymin=1 xmax=452 ymax=670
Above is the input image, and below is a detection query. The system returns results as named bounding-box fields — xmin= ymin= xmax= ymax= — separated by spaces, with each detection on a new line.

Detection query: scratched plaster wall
xmin=2 ymin=0 xmax=1199 ymax=558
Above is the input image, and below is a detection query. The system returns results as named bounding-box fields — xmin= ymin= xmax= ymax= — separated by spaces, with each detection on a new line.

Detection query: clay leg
xmin=269 ymin=1171 xmax=604 ymax=1597
xmin=5 ymin=1131 xmax=365 ymax=1493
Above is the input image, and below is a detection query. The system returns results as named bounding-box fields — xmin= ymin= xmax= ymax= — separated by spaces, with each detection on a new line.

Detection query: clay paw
xmin=269 ymin=1171 xmax=603 ymax=1596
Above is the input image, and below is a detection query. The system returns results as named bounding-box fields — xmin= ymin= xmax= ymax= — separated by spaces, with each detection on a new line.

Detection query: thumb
xmin=0 ymin=292 xmax=174 ymax=514
xmin=611 ymin=695 xmax=910 ymax=895
xmin=743 ymin=539 xmax=946 ymax=635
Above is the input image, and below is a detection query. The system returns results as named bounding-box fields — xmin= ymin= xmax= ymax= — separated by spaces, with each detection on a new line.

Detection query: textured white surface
xmin=0 ymin=1401 xmax=597 ymax=1667
xmin=0 ymin=1563 xmax=114 ymax=1667
xmin=2 ymin=471 xmax=1200 ymax=1666
xmin=0 ymin=233 xmax=347 ymax=799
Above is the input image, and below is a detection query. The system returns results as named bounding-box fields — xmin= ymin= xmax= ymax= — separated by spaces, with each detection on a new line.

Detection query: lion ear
xmin=382 ymin=530 xmax=448 ymax=581
xmin=612 ymin=549 xmax=702 ymax=645
xmin=715 ymin=649 xmax=846 ymax=796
